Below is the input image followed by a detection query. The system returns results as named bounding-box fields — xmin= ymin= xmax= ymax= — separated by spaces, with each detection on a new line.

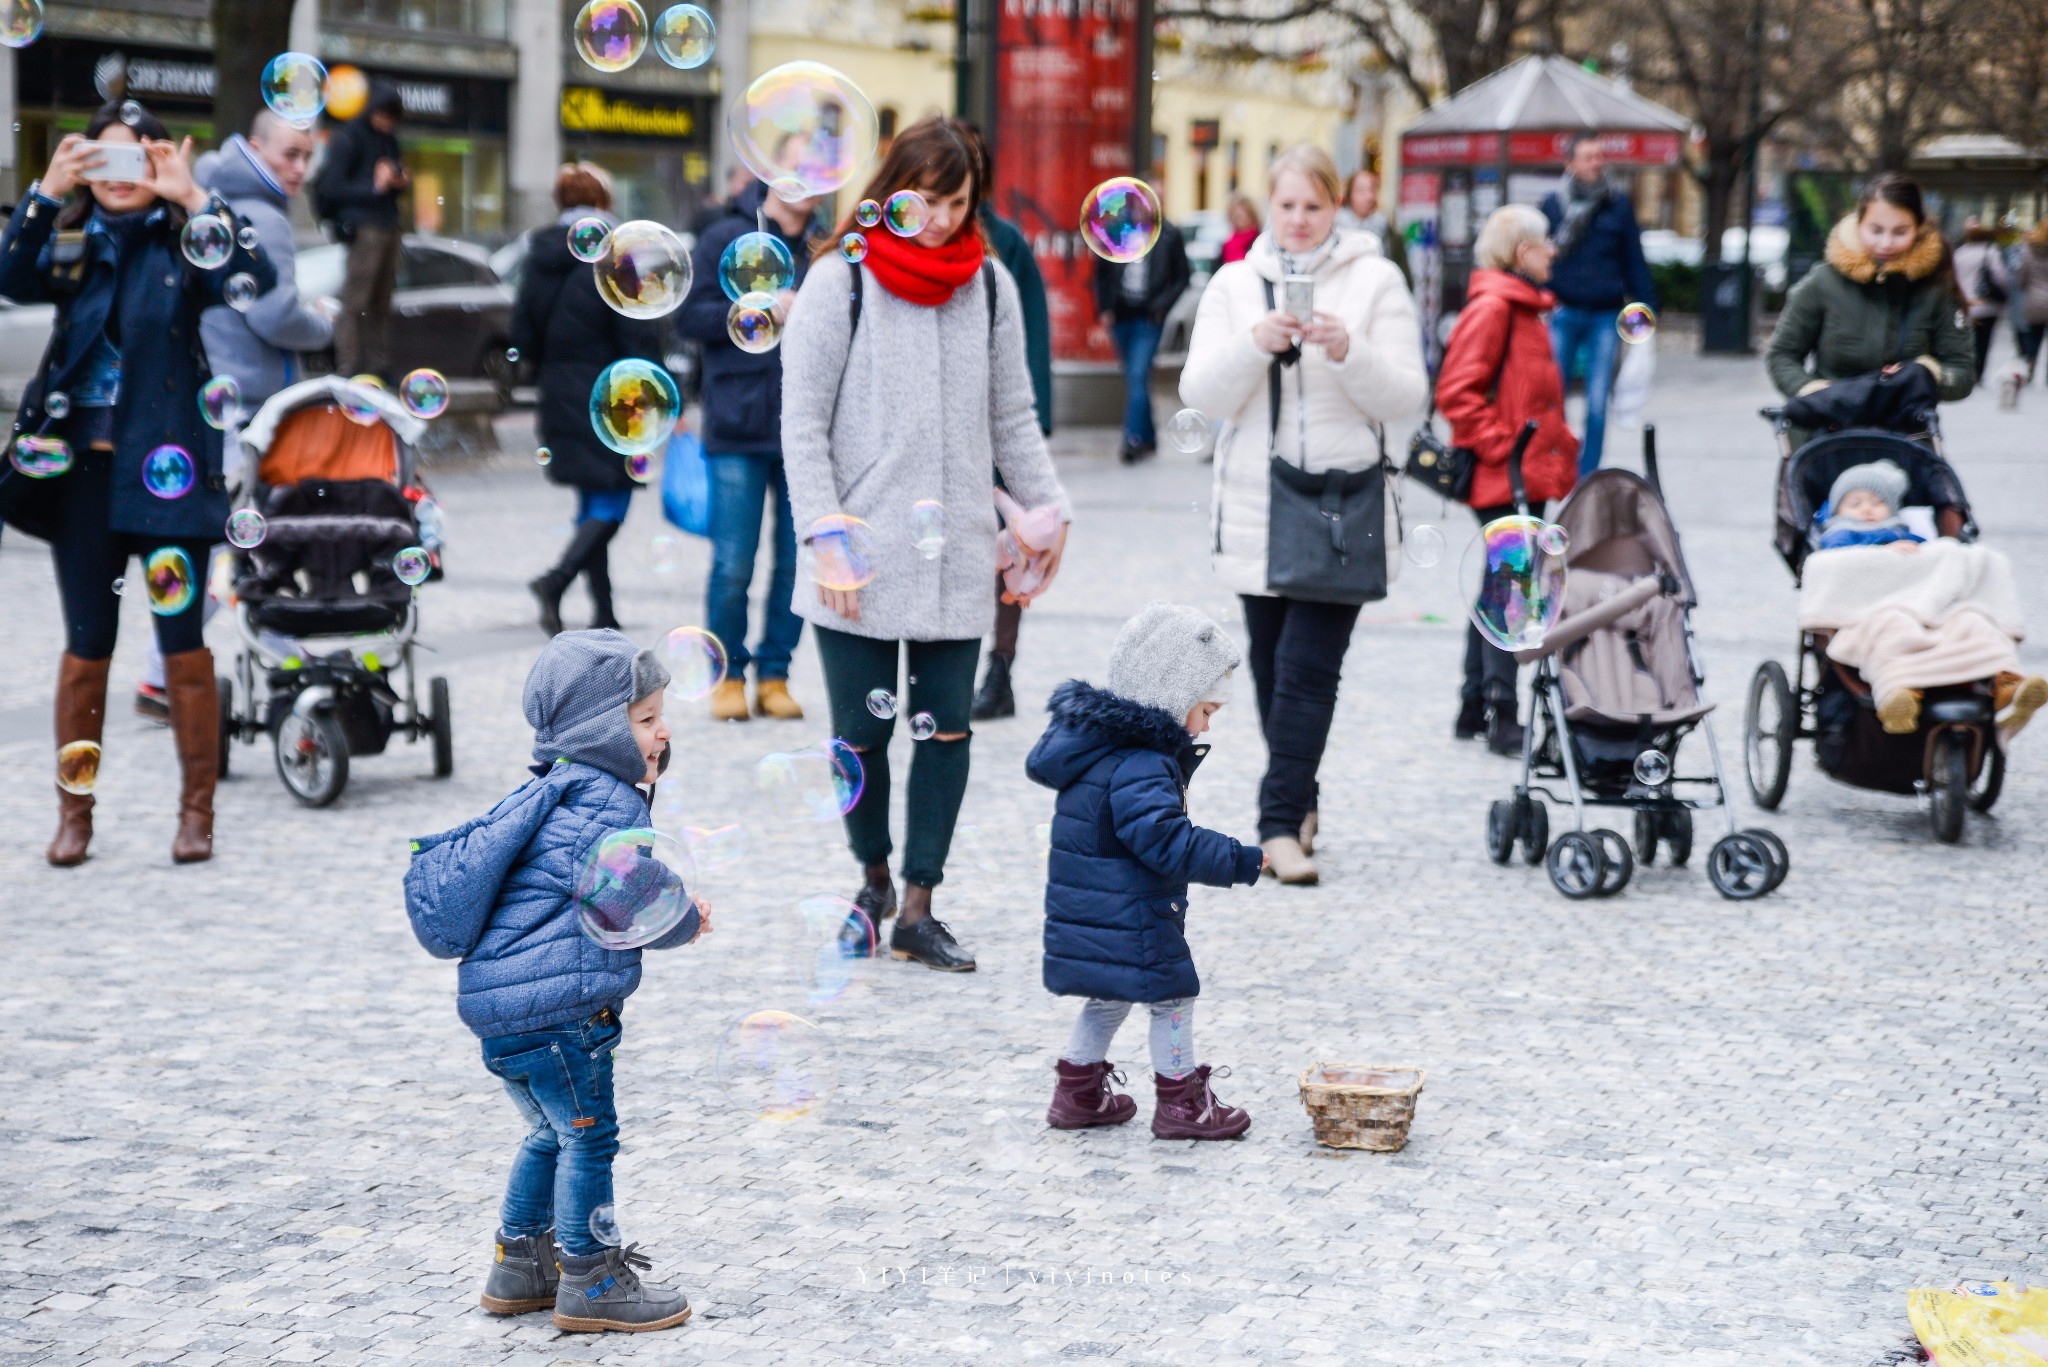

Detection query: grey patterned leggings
xmin=1061 ymin=997 xmax=1196 ymax=1080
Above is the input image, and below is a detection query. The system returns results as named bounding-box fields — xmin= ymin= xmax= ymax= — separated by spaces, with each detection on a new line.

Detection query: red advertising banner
xmin=1400 ymin=133 xmax=1501 ymax=167
xmin=993 ymin=0 xmax=1143 ymax=363
xmin=1505 ymin=130 xmax=1684 ymax=165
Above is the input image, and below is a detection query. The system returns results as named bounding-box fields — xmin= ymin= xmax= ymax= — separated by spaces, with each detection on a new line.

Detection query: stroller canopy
xmin=242 ymin=377 xmax=425 ymax=490
xmin=1774 ymin=428 xmax=1975 ymax=579
xmin=1556 ymin=468 xmax=1696 ymax=606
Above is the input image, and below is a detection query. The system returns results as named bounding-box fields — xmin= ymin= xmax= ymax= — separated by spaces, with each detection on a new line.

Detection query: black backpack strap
xmin=1261 ymin=278 xmax=1283 ymax=451
xmin=983 ymin=258 xmax=997 ymax=333
xmin=848 ymin=259 xmax=863 ymax=339
xmin=849 ymin=258 xmax=996 ymax=340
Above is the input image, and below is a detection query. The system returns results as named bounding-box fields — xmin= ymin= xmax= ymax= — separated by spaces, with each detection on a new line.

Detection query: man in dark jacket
xmin=1539 ymin=135 xmax=1655 ymax=477
xmin=318 ymin=81 xmax=409 ymax=378
xmin=1094 ymin=218 xmax=1190 ymax=463
xmin=676 ymin=177 xmax=816 ymax=722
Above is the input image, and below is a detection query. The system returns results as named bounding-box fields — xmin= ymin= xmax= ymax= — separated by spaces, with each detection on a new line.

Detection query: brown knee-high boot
xmin=163 ymin=648 xmax=220 ymax=864
xmin=49 ymin=653 xmax=111 ymax=867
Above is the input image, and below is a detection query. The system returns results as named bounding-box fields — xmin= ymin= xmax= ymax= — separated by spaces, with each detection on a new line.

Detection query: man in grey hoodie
xmin=135 ymin=112 xmax=335 ymax=722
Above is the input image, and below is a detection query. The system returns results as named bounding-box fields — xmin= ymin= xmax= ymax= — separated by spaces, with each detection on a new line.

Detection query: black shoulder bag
xmin=1260 ymin=277 xmax=1393 ymax=605
xmin=1403 ymin=310 xmax=1515 ymax=503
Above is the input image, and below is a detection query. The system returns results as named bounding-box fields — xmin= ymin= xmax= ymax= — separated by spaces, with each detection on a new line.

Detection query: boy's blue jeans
xmin=1548 ymin=304 xmax=1621 ymax=476
xmin=481 ymin=1008 xmax=622 ymax=1257
xmin=706 ymin=451 xmax=803 ymax=681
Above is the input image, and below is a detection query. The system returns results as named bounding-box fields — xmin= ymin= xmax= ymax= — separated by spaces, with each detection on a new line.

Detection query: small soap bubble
xmin=854 ymin=199 xmax=881 ymax=229
xmin=224 ymin=273 xmax=259 ymax=311
xmin=883 ymin=189 xmax=927 ymax=237
xmin=652 ymin=3 xmax=715 ymax=68
xmin=910 ymin=500 xmax=946 ymax=559
xmin=588 ymin=357 xmax=681 ymax=455
xmin=392 ymin=546 xmax=432 ymax=586
xmin=260 ymin=52 xmax=328 ymax=122
xmin=111 ymin=577 xmax=124 ymax=595
xmin=199 ymin=375 xmax=244 ymax=430
xmin=575 ymin=828 xmax=696 ymax=949
xmin=954 ymin=824 xmax=1002 ymax=874
xmin=236 ymin=224 xmax=259 ymax=251
xmin=790 ymin=894 xmax=872 ymax=1005
xmin=1458 ymin=514 xmax=1567 ymax=651
xmin=837 ymin=232 xmax=868 ymax=263
xmin=10 ymin=433 xmax=70 ymax=478
xmin=535 ymin=446 xmax=552 ymax=466
xmin=806 ymin=514 xmax=874 ymax=590
xmin=56 ymin=739 xmax=100 ymax=795
xmin=650 ymin=533 xmax=679 ymax=573
xmin=1405 ymin=523 xmax=1446 ymax=568
xmin=180 ymin=214 xmax=232 ymax=270
xmin=726 ymin=291 xmax=782 ymax=354
xmin=1165 ymin=407 xmax=1209 ymax=454
xmin=659 ymin=625 xmax=727 ymax=702
xmin=398 ymin=368 xmax=449 ymax=419
xmin=141 ymin=444 xmax=195 ymax=500
xmin=1617 ymin=302 xmax=1657 ymax=344
xmin=118 ymin=99 xmax=143 ymax=126
xmin=865 ymin=688 xmax=897 ymax=719
xmin=1079 ymin=177 xmax=1162 ymax=263
xmin=624 ymin=451 xmax=653 ymax=482
xmin=1 ymin=1 xmax=44 ymax=48
xmin=754 ymin=740 xmax=864 ymax=821
xmin=1539 ymin=523 xmax=1570 ymax=556
xmin=567 ymin=216 xmax=612 ymax=262
xmin=225 ymin=508 xmax=267 ymax=549
xmin=573 ymin=0 xmax=647 ymax=73
xmin=144 ymin=546 xmax=196 ymax=616
xmin=505 ymin=346 xmax=521 ymax=364
xmin=730 ymin=61 xmax=878 ymax=200
xmin=588 ymin=1204 xmax=622 ymax=1246
xmin=714 ymin=1009 xmax=837 ymax=1122
xmin=593 ymin=219 xmax=692 ymax=319
xmin=719 ymin=231 xmax=795 ymax=302
xmin=681 ymin=823 xmax=747 ymax=874
xmin=909 ymin=712 xmax=937 ymax=741
xmin=44 ymin=390 xmax=68 ymax=420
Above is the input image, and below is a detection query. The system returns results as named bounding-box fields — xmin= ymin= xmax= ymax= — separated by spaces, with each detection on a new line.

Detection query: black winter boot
xmin=970 ymin=653 xmax=1015 ymax=721
xmin=1454 ymin=693 xmax=1487 ymax=741
xmin=531 ymin=520 xmax=614 ymax=636
xmin=480 ymin=1231 xmax=559 ymax=1315
xmin=1485 ymin=697 xmax=1526 ymax=757
xmin=584 ymin=521 xmax=624 ymax=629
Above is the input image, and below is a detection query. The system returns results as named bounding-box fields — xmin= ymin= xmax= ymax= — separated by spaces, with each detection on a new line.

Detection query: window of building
xmin=324 ymin=0 xmax=508 ymax=36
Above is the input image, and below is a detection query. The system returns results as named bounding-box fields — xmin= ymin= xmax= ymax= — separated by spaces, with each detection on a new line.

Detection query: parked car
xmin=297 ymin=235 xmax=517 ymax=396
xmin=0 ymin=295 xmax=56 ymax=385
xmin=1159 ymin=211 xmax=1231 ymax=362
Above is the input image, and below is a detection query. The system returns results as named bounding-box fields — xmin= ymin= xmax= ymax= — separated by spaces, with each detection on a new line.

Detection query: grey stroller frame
xmin=1484 ymin=423 xmax=1788 ymax=900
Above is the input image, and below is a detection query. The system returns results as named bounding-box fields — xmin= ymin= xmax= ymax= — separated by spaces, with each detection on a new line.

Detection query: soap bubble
xmin=650 ymin=533 xmax=679 ymax=573
xmin=658 ymin=625 xmax=728 ymax=702
xmin=719 ymin=230 xmax=795 ymax=302
xmin=805 ymin=514 xmax=874 ymax=591
xmin=1459 ymin=514 xmax=1567 ymax=652
xmin=11 ymin=433 xmax=69 ymax=478
xmin=574 ymin=827 xmax=696 ymax=949
xmin=392 ymin=546 xmax=432 ymax=586
xmin=729 ymin=61 xmax=878 ymax=200
xmin=1165 ymin=407 xmax=1209 ymax=454
xmin=43 ymin=390 xmax=68 ymax=420
xmin=1539 ymin=524 xmax=1570 ymax=557
xmin=199 ymin=375 xmax=244 ymax=430
xmin=865 ymin=688 xmax=898 ymax=719
xmin=768 ymin=176 xmax=809 ymax=204
xmin=118 ymin=99 xmax=142 ymax=126
xmin=225 ymin=509 xmax=267 ymax=549
xmin=652 ymin=3 xmax=715 ymax=68
xmin=144 ymin=547 xmax=196 ymax=616
xmin=1617 ymin=302 xmax=1657 ymax=344
xmin=572 ymin=0 xmax=647 ymax=73
xmin=755 ymin=739 xmax=864 ymax=821
xmin=714 ymin=1009 xmax=836 ymax=1121
xmin=726 ymin=293 xmax=781 ymax=353
xmin=910 ymin=500 xmax=945 ymax=559
xmin=260 ymin=52 xmax=327 ymax=123
xmin=236 ymin=224 xmax=259 ymax=251
xmin=593 ymin=219 xmax=691 ymax=319
xmin=323 ymin=63 xmax=368 ymax=121
xmin=789 ymin=894 xmax=873 ymax=1005
xmin=141 ymin=444 xmax=195 ymax=499
xmin=567 ymin=215 xmax=612 ymax=262
xmin=588 ymin=357 xmax=681 ymax=455
xmin=588 ymin=1204 xmax=622 ymax=1246
xmin=909 ymin=712 xmax=937 ymax=741
xmin=535 ymin=446 xmax=552 ymax=466
xmin=954 ymin=823 xmax=1002 ymax=874
xmin=837 ymin=232 xmax=868 ymax=263
xmin=180 ymin=214 xmax=232 ymax=270
xmin=339 ymin=377 xmax=382 ymax=426
xmin=398 ymin=368 xmax=449 ymax=419
xmin=624 ymin=451 xmax=653 ymax=482
xmin=854 ymin=199 xmax=881 ymax=228
xmin=681 ymin=823 xmax=747 ymax=875
xmin=504 ymin=346 xmax=521 ymax=363
xmin=1405 ymin=523 xmax=1446 ymax=568
xmin=1079 ymin=177 xmax=1162 ymax=263
xmin=224 ymin=274 xmax=259 ymax=311
xmin=1 ymin=1 xmax=43 ymax=47
xmin=111 ymin=577 xmax=124 ymax=595
xmin=56 ymin=739 xmax=99 ymax=796
xmin=882 ymin=189 xmax=927 ymax=237
xmin=978 ymin=1107 xmax=1036 ymax=1173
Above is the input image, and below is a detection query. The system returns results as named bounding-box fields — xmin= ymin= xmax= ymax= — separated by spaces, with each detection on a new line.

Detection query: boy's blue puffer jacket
xmin=1026 ymin=680 xmax=1264 ymax=1003
xmin=404 ymin=761 xmax=699 ymax=1038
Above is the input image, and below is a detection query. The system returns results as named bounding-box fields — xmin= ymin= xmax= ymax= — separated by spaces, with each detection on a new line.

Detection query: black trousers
xmin=1241 ymin=594 xmax=1362 ymax=841
xmin=1972 ymin=318 xmax=1998 ymax=387
xmin=1461 ymin=501 xmax=1520 ymax=710
xmin=51 ymin=449 xmax=210 ymax=661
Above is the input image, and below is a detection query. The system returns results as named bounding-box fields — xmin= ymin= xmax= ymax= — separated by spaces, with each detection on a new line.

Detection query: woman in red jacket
xmin=1437 ymin=204 xmax=1580 ymax=755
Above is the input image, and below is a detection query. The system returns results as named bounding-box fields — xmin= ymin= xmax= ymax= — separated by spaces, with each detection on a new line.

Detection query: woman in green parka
xmin=1767 ymin=174 xmax=1975 ymax=402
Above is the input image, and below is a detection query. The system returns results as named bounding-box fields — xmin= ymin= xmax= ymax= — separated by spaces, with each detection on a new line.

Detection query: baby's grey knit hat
xmin=1106 ymin=602 xmax=1242 ymax=723
xmin=1828 ymin=459 xmax=1909 ymax=514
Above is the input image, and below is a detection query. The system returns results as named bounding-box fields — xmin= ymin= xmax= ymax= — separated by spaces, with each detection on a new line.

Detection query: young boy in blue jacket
xmin=1027 ymin=603 xmax=1266 ymax=1141
xmin=405 ymin=630 xmax=707 ymax=1334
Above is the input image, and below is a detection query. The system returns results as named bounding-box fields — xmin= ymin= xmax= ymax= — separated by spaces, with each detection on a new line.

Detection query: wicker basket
xmin=1297 ymin=1063 xmax=1425 ymax=1151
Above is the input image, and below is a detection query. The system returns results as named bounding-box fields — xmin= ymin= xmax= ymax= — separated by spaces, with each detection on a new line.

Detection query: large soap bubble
xmin=180 ymin=214 xmax=232 ymax=270
xmin=714 ymin=1009 xmax=837 ymax=1121
xmin=573 ymin=827 xmax=697 ymax=950
xmin=789 ymin=894 xmax=872 ymax=1006
xmin=1 ymin=0 xmax=43 ymax=47
xmin=398 ymin=368 xmax=449 ymax=419
xmin=589 ymin=358 xmax=682 ymax=456
xmin=652 ymin=3 xmax=715 ymax=69
xmin=726 ymin=292 xmax=781 ymax=354
xmin=729 ymin=61 xmax=878 ymax=200
xmin=882 ymin=190 xmax=927 ymax=237
xmin=718 ymin=231 xmax=795 ymax=302
xmin=144 ymin=547 xmax=197 ymax=616
xmin=805 ymin=514 xmax=874 ymax=590
xmin=593 ymin=219 xmax=691 ymax=319
xmin=56 ymin=739 xmax=99 ymax=795
xmin=567 ymin=215 xmax=612 ymax=263
xmin=1617 ymin=302 xmax=1658 ymax=344
xmin=573 ymin=0 xmax=647 ymax=73
xmin=1079 ymin=177 xmax=1162 ymax=263
xmin=141 ymin=445 xmax=195 ymax=500
xmin=1459 ymin=514 xmax=1568 ymax=652
xmin=260 ymin=53 xmax=327 ymax=123
xmin=11 ymin=434 xmax=71 ymax=478
xmin=659 ymin=625 xmax=728 ymax=702
xmin=755 ymin=739 xmax=864 ymax=822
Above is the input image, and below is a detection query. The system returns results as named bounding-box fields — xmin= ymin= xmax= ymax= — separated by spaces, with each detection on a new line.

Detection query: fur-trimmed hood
xmin=1825 ymin=214 xmax=1948 ymax=285
xmin=1027 ymin=680 xmax=1202 ymax=792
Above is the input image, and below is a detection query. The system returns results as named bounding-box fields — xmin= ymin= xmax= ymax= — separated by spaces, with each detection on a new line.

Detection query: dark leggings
xmin=992 ymin=575 xmax=1023 ymax=660
xmin=1461 ymin=502 xmax=1519 ymax=709
xmin=813 ymin=627 xmax=980 ymax=887
xmin=1241 ymin=594 xmax=1362 ymax=840
xmin=1972 ymin=318 xmax=1998 ymax=387
xmin=52 ymin=450 xmax=210 ymax=660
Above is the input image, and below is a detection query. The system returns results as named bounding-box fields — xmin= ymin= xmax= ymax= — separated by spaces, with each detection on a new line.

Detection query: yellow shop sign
xmin=561 ymin=88 xmax=696 ymax=137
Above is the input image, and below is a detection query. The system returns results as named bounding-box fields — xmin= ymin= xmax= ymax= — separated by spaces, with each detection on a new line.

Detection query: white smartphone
xmin=1282 ymin=274 xmax=1315 ymax=323
xmin=80 ymin=140 xmax=150 ymax=183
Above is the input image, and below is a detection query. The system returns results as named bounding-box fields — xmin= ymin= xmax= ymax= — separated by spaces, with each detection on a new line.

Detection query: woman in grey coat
xmin=780 ymin=118 xmax=1070 ymax=971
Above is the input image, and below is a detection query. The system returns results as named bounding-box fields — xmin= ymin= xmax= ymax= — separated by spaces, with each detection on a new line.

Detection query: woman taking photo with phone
xmin=780 ymin=117 xmax=1070 ymax=972
xmin=1180 ymin=144 xmax=1427 ymax=887
xmin=0 ymin=100 xmax=273 ymax=867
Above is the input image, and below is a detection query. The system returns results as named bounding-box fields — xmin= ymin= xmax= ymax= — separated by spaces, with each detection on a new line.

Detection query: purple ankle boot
xmin=1150 ymin=1065 xmax=1251 ymax=1140
xmin=1047 ymin=1060 xmax=1138 ymax=1129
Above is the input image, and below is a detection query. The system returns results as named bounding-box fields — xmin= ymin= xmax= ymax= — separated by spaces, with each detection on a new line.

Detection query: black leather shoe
xmin=971 ymin=654 xmax=1015 ymax=721
xmin=1486 ymin=706 xmax=1526 ymax=757
xmin=1454 ymin=695 xmax=1486 ymax=740
xmin=889 ymin=917 xmax=976 ymax=972
xmin=842 ymin=880 xmax=895 ymax=956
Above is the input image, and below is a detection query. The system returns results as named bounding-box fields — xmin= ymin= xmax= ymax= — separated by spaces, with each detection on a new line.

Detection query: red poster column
xmin=992 ymin=1 xmax=1142 ymax=364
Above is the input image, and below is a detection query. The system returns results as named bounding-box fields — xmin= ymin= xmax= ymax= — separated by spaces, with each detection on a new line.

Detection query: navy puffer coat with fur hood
xmin=1027 ymin=680 xmax=1264 ymax=1002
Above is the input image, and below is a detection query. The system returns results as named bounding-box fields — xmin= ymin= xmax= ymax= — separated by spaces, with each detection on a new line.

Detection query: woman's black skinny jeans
xmin=1241 ymin=594 xmax=1362 ymax=841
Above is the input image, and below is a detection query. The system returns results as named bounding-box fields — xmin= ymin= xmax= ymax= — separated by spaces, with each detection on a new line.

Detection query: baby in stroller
xmin=1814 ymin=460 xmax=1924 ymax=551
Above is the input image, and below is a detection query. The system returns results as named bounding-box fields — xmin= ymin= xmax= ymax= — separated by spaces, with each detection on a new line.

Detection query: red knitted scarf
xmin=859 ymin=224 xmax=986 ymax=306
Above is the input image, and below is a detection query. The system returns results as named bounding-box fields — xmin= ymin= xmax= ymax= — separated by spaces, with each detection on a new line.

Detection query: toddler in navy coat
xmin=1027 ymin=602 xmax=1266 ymax=1140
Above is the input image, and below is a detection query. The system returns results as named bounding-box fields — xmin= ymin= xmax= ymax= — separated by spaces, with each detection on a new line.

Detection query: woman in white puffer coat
xmin=1180 ymin=145 xmax=1427 ymax=885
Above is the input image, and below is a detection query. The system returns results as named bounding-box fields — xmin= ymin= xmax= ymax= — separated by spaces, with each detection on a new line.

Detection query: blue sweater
xmin=1027 ymin=681 xmax=1263 ymax=1003
xmin=1539 ymin=185 xmax=1656 ymax=313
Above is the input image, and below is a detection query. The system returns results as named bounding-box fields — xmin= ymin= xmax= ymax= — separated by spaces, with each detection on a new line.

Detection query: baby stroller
xmin=1486 ymin=425 xmax=1788 ymax=900
xmin=1744 ymin=406 xmax=1997 ymax=842
xmin=221 ymin=378 xmax=453 ymax=806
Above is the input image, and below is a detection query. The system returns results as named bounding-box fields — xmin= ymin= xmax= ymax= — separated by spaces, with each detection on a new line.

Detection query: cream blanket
xmin=1799 ymin=541 xmax=2024 ymax=694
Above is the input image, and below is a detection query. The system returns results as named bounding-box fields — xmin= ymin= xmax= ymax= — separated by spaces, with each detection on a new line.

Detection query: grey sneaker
xmin=552 ymin=1243 xmax=692 ymax=1333
xmin=478 ymin=1231 xmax=558 ymax=1315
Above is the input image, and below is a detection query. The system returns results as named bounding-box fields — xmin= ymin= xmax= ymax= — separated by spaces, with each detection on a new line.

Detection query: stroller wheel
xmin=276 ymin=711 xmax=349 ymax=807
xmin=1745 ymin=661 xmax=1797 ymax=811
xmin=216 ymin=677 xmax=234 ymax=779
xmin=1591 ymin=829 xmax=1634 ymax=895
xmin=1743 ymin=828 xmax=1790 ymax=891
xmin=1661 ymin=809 xmax=1694 ymax=866
xmin=430 ymin=676 xmax=454 ymax=779
xmin=1967 ymin=736 xmax=2003 ymax=814
xmin=1486 ymin=800 xmax=1516 ymax=865
xmin=1545 ymin=832 xmax=1607 ymax=900
xmin=1633 ymin=810 xmax=1659 ymax=867
xmin=1519 ymin=799 xmax=1549 ymax=866
xmin=1707 ymin=833 xmax=1774 ymax=900
xmin=1929 ymin=731 xmax=1968 ymax=844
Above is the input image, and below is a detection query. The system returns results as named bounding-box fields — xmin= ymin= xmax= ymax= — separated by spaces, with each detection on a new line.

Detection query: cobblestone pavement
xmin=3 ymin=338 xmax=2046 ymax=1367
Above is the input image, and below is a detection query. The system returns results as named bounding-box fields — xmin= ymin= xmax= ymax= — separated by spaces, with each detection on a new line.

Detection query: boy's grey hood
xmin=523 ymin=630 xmax=666 ymax=786
xmin=197 ymin=136 xmax=285 ymax=209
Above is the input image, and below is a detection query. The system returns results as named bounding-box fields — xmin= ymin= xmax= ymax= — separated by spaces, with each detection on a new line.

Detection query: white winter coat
xmin=1180 ymin=229 xmax=1428 ymax=597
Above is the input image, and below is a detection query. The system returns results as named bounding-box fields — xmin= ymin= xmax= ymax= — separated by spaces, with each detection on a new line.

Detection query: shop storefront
xmin=345 ymin=66 xmax=512 ymax=240
xmin=559 ymin=85 xmax=716 ymax=229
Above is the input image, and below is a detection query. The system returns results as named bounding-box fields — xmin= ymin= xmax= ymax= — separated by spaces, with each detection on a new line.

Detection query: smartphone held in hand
xmin=79 ymin=141 xmax=150 ymax=183
xmin=1282 ymin=274 xmax=1315 ymax=324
